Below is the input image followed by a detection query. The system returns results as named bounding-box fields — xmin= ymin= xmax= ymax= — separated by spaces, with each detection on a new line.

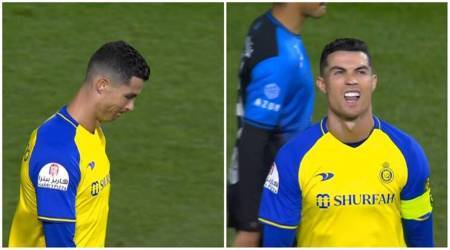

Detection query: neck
xmin=67 ymin=84 xmax=98 ymax=133
xmin=271 ymin=6 xmax=305 ymax=34
xmin=327 ymin=110 xmax=374 ymax=143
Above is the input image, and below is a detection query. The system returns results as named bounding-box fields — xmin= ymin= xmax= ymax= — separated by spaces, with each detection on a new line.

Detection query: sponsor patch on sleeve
xmin=264 ymin=163 xmax=279 ymax=194
xmin=37 ymin=162 xmax=70 ymax=191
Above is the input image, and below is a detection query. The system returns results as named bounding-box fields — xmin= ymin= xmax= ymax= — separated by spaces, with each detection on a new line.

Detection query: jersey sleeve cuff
xmin=258 ymin=217 xmax=297 ymax=230
xmin=243 ymin=118 xmax=276 ymax=130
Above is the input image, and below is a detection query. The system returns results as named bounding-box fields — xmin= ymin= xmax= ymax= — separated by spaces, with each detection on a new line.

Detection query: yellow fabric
xmin=73 ymin=126 xmax=110 ymax=247
xmin=296 ymin=129 xmax=408 ymax=247
xmin=9 ymin=130 xmax=45 ymax=247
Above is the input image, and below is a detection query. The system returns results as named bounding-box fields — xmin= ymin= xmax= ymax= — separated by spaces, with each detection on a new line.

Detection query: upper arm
xmin=258 ymin=146 xmax=302 ymax=229
xmin=243 ymin=58 xmax=293 ymax=129
xmin=400 ymin=139 xmax=432 ymax=220
xmin=29 ymin=143 xmax=80 ymax=222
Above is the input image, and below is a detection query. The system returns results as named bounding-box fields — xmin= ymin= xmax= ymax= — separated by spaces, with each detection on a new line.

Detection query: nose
xmin=345 ymin=73 xmax=358 ymax=85
xmin=125 ymin=100 xmax=134 ymax=112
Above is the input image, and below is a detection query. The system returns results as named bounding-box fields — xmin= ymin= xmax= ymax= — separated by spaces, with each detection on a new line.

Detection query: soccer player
xmin=258 ymin=38 xmax=434 ymax=247
xmin=228 ymin=3 xmax=326 ymax=246
xmin=8 ymin=41 xmax=150 ymax=247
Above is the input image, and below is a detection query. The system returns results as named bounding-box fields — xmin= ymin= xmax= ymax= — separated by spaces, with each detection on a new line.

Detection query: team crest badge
xmin=379 ymin=162 xmax=394 ymax=184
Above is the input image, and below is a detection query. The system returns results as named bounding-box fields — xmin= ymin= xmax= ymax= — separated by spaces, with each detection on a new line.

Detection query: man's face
xmin=97 ymin=76 xmax=144 ymax=123
xmin=299 ymin=3 xmax=327 ymax=18
xmin=317 ymin=51 xmax=377 ymax=120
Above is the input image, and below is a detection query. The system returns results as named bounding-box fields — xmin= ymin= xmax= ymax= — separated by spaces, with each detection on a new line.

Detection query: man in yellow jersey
xmin=9 ymin=41 xmax=150 ymax=247
xmin=258 ymin=38 xmax=433 ymax=247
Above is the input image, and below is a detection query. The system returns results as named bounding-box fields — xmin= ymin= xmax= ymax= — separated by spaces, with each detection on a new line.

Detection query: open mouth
xmin=344 ymin=91 xmax=360 ymax=103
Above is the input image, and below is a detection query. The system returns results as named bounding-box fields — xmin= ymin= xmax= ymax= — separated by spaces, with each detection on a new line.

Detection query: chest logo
xmin=316 ymin=194 xmax=331 ymax=208
xmin=316 ymin=172 xmax=334 ymax=181
xmin=316 ymin=193 xmax=395 ymax=209
xmin=379 ymin=162 xmax=394 ymax=184
xmin=91 ymin=174 xmax=111 ymax=196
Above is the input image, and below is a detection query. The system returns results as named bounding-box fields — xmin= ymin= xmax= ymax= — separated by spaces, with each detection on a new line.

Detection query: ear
xmin=371 ymin=74 xmax=378 ymax=92
xmin=94 ymin=75 xmax=110 ymax=94
xmin=316 ymin=76 xmax=327 ymax=94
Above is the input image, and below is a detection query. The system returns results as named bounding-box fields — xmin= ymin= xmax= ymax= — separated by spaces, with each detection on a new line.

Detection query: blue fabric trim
xmin=402 ymin=214 xmax=434 ymax=247
xmin=43 ymin=221 xmax=76 ymax=247
xmin=262 ymin=224 xmax=296 ymax=247
xmin=58 ymin=106 xmax=79 ymax=127
xmin=320 ymin=116 xmax=380 ymax=134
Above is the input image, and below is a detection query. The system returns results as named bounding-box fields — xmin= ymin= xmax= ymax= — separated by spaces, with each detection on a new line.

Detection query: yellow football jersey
xmin=259 ymin=117 xmax=432 ymax=247
xmin=9 ymin=106 xmax=111 ymax=247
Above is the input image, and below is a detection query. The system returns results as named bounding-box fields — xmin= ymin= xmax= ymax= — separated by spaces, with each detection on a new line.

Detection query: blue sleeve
xmin=43 ymin=221 xmax=76 ymax=247
xmin=258 ymin=146 xmax=302 ymax=228
xmin=244 ymin=57 xmax=294 ymax=129
xmin=397 ymin=136 xmax=433 ymax=220
xmin=262 ymin=224 xmax=296 ymax=247
xmin=402 ymin=215 xmax=434 ymax=247
xmin=29 ymin=143 xmax=80 ymax=222
xmin=400 ymin=137 xmax=431 ymax=200
xmin=386 ymin=127 xmax=434 ymax=246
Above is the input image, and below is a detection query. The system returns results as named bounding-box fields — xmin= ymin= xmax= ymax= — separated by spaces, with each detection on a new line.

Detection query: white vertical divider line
xmin=223 ymin=0 xmax=228 ymax=247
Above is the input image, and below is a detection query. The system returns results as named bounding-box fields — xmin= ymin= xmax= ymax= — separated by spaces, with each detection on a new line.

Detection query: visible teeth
xmin=345 ymin=92 xmax=360 ymax=97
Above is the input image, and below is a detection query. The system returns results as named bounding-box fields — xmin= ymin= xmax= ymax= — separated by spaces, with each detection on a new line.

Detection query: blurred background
xmin=227 ymin=3 xmax=447 ymax=246
xmin=3 ymin=3 xmax=223 ymax=247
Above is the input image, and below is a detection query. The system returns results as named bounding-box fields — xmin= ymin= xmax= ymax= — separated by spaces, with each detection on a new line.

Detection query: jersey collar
xmin=320 ymin=115 xmax=381 ymax=135
xmin=57 ymin=106 xmax=79 ymax=128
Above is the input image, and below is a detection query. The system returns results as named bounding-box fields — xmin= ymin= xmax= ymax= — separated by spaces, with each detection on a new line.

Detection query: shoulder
xmin=36 ymin=114 xmax=78 ymax=150
xmin=378 ymin=118 xmax=426 ymax=159
xmin=27 ymin=111 xmax=81 ymax=188
xmin=377 ymin=118 xmax=429 ymax=192
xmin=30 ymin=112 xmax=81 ymax=169
xmin=244 ymin=13 xmax=279 ymax=69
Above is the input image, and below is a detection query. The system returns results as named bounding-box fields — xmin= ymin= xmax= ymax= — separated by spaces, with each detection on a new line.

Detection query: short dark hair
xmin=86 ymin=40 xmax=150 ymax=83
xmin=319 ymin=38 xmax=372 ymax=75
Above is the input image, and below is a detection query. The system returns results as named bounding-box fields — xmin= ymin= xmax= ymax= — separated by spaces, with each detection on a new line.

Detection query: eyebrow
xmin=328 ymin=66 xmax=346 ymax=72
xmin=328 ymin=65 xmax=370 ymax=72
xmin=124 ymin=93 xmax=138 ymax=99
xmin=355 ymin=65 xmax=370 ymax=71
